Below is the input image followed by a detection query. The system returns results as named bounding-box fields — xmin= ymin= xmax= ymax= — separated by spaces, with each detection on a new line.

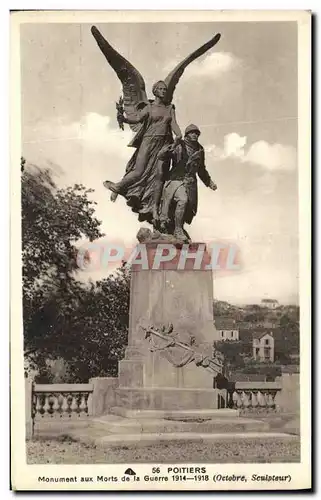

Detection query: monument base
xmin=114 ymin=242 xmax=222 ymax=413
xmin=114 ymin=387 xmax=224 ymax=410
xmin=63 ymin=242 xmax=296 ymax=449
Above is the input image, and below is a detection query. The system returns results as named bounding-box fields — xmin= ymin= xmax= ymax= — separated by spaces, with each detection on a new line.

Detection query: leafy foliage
xmin=274 ymin=314 xmax=300 ymax=361
xmin=215 ymin=340 xmax=246 ymax=374
xmin=54 ymin=269 xmax=130 ymax=381
xmin=22 ymin=165 xmax=130 ymax=382
xmin=22 ymin=167 xmax=102 ymax=295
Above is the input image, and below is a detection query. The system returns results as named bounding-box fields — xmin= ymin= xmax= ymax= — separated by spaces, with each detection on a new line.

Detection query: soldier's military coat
xmin=159 ymin=139 xmax=212 ymax=225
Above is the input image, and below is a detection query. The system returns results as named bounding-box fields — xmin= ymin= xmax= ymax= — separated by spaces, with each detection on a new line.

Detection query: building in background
xmin=214 ymin=317 xmax=239 ymax=341
xmin=261 ymin=298 xmax=279 ymax=310
xmin=252 ymin=331 xmax=275 ymax=362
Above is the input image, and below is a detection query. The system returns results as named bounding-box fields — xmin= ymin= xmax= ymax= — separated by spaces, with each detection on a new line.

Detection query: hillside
xmin=213 ymin=300 xmax=299 ymax=325
xmin=213 ymin=299 xmax=300 ymax=359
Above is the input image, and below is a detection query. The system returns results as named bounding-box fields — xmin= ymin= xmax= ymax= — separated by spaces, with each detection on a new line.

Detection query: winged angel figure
xmin=91 ymin=26 xmax=221 ymax=225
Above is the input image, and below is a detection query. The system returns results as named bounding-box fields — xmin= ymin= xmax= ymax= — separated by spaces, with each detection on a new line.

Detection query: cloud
xmin=28 ymin=113 xmax=133 ymax=160
xmin=164 ymin=52 xmax=239 ymax=80
xmin=67 ymin=113 xmax=133 ymax=160
xmin=245 ymin=140 xmax=297 ymax=171
xmin=206 ymin=133 xmax=297 ymax=171
xmin=190 ymin=52 xmax=238 ymax=78
xmin=223 ymin=133 xmax=247 ymax=158
xmin=204 ymin=144 xmax=224 ymax=158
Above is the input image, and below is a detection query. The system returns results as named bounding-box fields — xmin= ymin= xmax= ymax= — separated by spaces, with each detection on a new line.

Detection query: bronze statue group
xmin=91 ymin=26 xmax=219 ymax=242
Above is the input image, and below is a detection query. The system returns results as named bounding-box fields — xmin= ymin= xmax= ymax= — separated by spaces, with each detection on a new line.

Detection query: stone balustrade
xmin=25 ymin=375 xmax=295 ymax=439
xmin=227 ymin=381 xmax=282 ymax=412
xmin=25 ymin=378 xmax=118 ymax=438
xmin=33 ymin=383 xmax=94 ymax=421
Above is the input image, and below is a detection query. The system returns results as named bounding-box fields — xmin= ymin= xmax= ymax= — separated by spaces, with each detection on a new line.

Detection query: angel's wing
xmin=164 ymin=33 xmax=221 ymax=104
xmin=91 ymin=26 xmax=148 ymax=132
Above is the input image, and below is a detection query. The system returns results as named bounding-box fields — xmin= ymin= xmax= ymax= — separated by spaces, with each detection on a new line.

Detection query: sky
xmin=21 ymin=21 xmax=299 ymax=305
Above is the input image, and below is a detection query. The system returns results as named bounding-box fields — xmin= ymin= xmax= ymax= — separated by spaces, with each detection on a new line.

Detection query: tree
xmin=55 ymin=268 xmax=130 ymax=381
xmin=243 ymin=312 xmax=265 ymax=323
xmin=22 ymin=164 xmax=130 ymax=381
xmin=274 ymin=313 xmax=299 ymax=362
xmin=215 ymin=340 xmax=245 ymax=375
xmin=22 ymin=166 xmax=102 ymax=297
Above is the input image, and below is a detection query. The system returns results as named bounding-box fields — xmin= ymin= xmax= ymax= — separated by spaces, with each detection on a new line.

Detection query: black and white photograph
xmin=10 ymin=9 xmax=311 ymax=491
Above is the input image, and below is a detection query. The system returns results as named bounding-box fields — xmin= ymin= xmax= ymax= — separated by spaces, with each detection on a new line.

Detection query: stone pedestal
xmin=116 ymin=242 xmax=222 ymax=411
xmin=67 ymin=243 xmax=295 ymax=447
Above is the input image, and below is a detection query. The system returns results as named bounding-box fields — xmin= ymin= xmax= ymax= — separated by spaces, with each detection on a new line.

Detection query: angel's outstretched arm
xmin=123 ymin=106 xmax=149 ymax=124
xmin=170 ymin=107 xmax=182 ymax=139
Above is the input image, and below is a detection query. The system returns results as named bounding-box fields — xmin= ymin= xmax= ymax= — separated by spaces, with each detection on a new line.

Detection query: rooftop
xmin=251 ymin=330 xmax=274 ymax=340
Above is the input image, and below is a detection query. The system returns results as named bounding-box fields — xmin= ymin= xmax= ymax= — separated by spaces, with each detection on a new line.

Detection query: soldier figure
xmin=156 ymin=124 xmax=217 ymax=241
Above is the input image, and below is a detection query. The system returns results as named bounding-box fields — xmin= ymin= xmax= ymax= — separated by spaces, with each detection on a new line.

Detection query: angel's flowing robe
xmin=121 ymin=102 xmax=174 ymax=223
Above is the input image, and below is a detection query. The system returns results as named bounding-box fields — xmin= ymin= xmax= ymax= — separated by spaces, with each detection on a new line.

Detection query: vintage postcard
xmin=11 ymin=10 xmax=311 ymax=491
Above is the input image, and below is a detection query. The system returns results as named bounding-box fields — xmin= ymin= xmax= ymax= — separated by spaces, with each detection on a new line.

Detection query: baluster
xmin=263 ymin=391 xmax=269 ymax=408
xmin=258 ymin=391 xmax=266 ymax=411
xmin=52 ymin=394 xmax=60 ymax=416
xmin=255 ymin=391 xmax=261 ymax=407
xmin=239 ymin=391 xmax=245 ymax=408
xmin=70 ymin=393 xmax=78 ymax=416
xmin=251 ymin=391 xmax=258 ymax=408
xmin=66 ymin=393 xmax=73 ymax=417
xmin=61 ymin=393 xmax=69 ymax=415
xmin=79 ymin=393 xmax=87 ymax=414
xmin=76 ymin=393 xmax=82 ymax=415
xmin=238 ymin=391 xmax=244 ymax=408
xmin=43 ymin=394 xmax=50 ymax=415
xmin=35 ymin=394 xmax=42 ymax=416
xmin=265 ymin=391 xmax=272 ymax=409
xmin=234 ymin=391 xmax=243 ymax=408
xmin=243 ymin=391 xmax=251 ymax=409
xmin=258 ymin=391 xmax=266 ymax=408
xmin=57 ymin=394 xmax=64 ymax=415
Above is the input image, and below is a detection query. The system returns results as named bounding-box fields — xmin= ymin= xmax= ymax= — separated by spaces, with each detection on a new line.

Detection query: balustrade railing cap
xmin=234 ymin=381 xmax=282 ymax=390
xmin=33 ymin=383 xmax=93 ymax=392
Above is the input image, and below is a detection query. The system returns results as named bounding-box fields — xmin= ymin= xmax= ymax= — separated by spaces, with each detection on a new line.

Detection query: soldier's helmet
xmin=184 ymin=124 xmax=201 ymax=136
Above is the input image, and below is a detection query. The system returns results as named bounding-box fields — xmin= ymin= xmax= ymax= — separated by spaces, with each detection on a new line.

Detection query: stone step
xmin=110 ymin=407 xmax=239 ymax=419
xmin=91 ymin=414 xmax=270 ymax=434
xmin=70 ymin=430 xmax=297 ymax=449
